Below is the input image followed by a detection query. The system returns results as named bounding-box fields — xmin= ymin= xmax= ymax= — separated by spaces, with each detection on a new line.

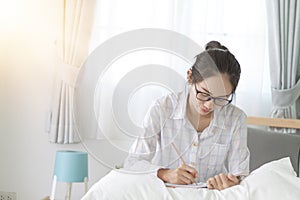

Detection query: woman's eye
xmin=201 ymin=93 xmax=210 ymax=97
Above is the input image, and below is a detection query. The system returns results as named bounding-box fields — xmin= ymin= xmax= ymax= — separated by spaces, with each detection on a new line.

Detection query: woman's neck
xmin=186 ymin=94 xmax=213 ymax=132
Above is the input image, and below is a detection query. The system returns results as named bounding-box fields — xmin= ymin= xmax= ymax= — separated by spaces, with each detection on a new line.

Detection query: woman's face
xmin=189 ymin=73 xmax=233 ymax=116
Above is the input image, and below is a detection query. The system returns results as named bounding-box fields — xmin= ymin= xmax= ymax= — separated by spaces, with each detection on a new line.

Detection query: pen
xmin=171 ymin=142 xmax=186 ymax=165
xmin=171 ymin=142 xmax=198 ymax=185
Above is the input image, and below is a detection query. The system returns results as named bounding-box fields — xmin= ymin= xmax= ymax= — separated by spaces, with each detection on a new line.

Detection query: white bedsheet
xmin=82 ymin=157 xmax=300 ymax=200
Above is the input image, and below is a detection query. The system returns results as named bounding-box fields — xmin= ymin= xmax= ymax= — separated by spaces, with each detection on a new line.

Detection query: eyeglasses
xmin=194 ymin=84 xmax=233 ymax=106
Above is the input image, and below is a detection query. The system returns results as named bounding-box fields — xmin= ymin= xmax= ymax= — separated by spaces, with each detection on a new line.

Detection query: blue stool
xmin=50 ymin=150 xmax=88 ymax=200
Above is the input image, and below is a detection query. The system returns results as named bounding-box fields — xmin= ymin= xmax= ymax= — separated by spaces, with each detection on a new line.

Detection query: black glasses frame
xmin=194 ymin=84 xmax=233 ymax=106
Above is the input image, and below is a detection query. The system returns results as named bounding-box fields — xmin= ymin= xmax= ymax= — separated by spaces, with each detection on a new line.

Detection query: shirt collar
xmin=169 ymin=83 xmax=189 ymax=119
xmin=210 ymin=106 xmax=228 ymax=130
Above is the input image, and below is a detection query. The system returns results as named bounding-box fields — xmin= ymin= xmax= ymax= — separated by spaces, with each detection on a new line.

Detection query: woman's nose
xmin=203 ymin=99 xmax=214 ymax=109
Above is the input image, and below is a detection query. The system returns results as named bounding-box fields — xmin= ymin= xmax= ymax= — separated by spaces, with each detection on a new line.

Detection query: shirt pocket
xmin=208 ymin=143 xmax=229 ymax=171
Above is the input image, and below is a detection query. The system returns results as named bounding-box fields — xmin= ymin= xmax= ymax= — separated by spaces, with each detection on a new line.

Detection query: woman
xmin=124 ymin=41 xmax=250 ymax=190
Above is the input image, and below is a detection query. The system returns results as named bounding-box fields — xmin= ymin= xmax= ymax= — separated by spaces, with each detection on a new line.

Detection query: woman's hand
xmin=206 ymin=173 xmax=240 ymax=190
xmin=157 ymin=164 xmax=198 ymax=184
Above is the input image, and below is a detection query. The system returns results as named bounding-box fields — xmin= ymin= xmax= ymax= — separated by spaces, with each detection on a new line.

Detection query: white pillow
xmin=241 ymin=157 xmax=300 ymax=200
xmin=82 ymin=157 xmax=300 ymax=200
xmin=81 ymin=170 xmax=173 ymax=200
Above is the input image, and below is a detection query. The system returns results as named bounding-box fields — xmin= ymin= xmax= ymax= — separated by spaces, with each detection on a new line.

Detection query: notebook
xmin=165 ymin=182 xmax=207 ymax=188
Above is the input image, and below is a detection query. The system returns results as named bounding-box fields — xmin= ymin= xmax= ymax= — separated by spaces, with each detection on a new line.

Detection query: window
xmin=89 ymin=0 xmax=271 ymax=134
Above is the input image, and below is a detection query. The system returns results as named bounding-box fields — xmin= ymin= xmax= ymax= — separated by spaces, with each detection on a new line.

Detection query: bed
xmin=247 ymin=126 xmax=300 ymax=176
xmin=81 ymin=117 xmax=300 ymax=200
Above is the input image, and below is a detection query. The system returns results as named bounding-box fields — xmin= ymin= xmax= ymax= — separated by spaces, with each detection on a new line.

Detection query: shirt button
xmin=193 ymin=142 xmax=198 ymax=147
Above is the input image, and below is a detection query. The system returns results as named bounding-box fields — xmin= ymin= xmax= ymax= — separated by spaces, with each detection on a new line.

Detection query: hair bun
xmin=205 ymin=41 xmax=228 ymax=51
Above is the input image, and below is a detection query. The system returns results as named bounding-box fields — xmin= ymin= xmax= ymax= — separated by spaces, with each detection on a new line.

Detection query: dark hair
xmin=190 ymin=41 xmax=241 ymax=92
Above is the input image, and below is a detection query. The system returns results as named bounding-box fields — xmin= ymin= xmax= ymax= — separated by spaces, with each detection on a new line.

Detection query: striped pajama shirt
xmin=124 ymin=86 xmax=250 ymax=182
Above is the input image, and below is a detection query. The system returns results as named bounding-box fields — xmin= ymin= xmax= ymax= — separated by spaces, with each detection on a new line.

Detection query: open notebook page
xmin=165 ymin=182 xmax=207 ymax=188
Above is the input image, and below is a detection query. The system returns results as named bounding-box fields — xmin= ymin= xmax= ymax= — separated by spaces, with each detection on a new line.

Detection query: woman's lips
xmin=201 ymin=107 xmax=210 ymax=113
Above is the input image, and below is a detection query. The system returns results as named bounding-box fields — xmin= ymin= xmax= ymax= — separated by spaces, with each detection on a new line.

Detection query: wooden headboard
xmin=247 ymin=116 xmax=300 ymax=129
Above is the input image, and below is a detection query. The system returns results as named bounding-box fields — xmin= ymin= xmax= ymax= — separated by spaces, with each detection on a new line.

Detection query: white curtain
xmin=48 ymin=0 xmax=96 ymax=144
xmin=266 ymin=0 xmax=300 ymax=133
xmin=85 ymin=0 xmax=269 ymax=141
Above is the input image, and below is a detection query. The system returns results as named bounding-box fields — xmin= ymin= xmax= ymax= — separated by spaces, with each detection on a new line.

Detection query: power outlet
xmin=0 ymin=192 xmax=16 ymax=200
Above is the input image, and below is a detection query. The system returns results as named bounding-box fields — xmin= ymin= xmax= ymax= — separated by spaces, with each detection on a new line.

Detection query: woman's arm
xmin=206 ymin=112 xmax=250 ymax=190
xmin=226 ymin=112 xmax=250 ymax=177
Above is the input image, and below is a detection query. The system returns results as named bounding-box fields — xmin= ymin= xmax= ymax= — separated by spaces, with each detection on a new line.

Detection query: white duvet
xmin=82 ymin=157 xmax=300 ymax=200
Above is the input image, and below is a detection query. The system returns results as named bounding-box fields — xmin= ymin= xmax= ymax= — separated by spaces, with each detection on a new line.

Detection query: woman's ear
xmin=187 ymin=68 xmax=193 ymax=84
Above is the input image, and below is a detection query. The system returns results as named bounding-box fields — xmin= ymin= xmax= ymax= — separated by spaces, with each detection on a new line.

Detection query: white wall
xmin=0 ymin=0 xmax=111 ymax=199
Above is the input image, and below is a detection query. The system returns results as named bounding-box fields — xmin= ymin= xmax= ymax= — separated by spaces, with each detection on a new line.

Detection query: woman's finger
xmin=219 ymin=173 xmax=230 ymax=188
xmin=178 ymin=172 xmax=194 ymax=184
xmin=208 ymin=177 xmax=217 ymax=189
xmin=214 ymin=175 xmax=223 ymax=190
xmin=180 ymin=164 xmax=198 ymax=178
xmin=227 ymin=173 xmax=239 ymax=184
xmin=178 ymin=169 xmax=195 ymax=183
xmin=206 ymin=179 xmax=213 ymax=189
